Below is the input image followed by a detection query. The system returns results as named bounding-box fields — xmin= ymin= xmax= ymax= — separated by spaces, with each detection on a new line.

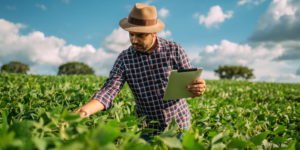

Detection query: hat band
xmin=128 ymin=16 xmax=157 ymax=26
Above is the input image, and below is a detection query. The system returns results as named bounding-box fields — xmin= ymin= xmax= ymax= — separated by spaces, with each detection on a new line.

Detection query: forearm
xmin=76 ymin=99 xmax=105 ymax=117
xmin=76 ymin=54 xmax=126 ymax=118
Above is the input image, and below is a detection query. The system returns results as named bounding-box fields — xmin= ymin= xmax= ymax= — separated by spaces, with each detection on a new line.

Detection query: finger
xmin=193 ymin=81 xmax=205 ymax=86
xmin=190 ymin=87 xmax=206 ymax=93
xmin=74 ymin=109 xmax=88 ymax=118
xmin=187 ymin=85 xmax=206 ymax=91
xmin=80 ymin=112 xmax=87 ymax=118
xmin=189 ymin=88 xmax=204 ymax=93
xmin=192 ymin=78 xmax=205 ymax=83
xmin=193 ymin=91 xmax=202 ymax=96
xmin=187 ymin=84 xmax=206 ymax=89
xmin=79 ymin=111 xmax=88 ymax=118
xmin=187 ymin=84 xmax=199 ymax=89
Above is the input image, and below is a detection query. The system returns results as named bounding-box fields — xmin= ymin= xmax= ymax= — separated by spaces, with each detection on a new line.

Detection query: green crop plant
xmin=0 ymin=73 xmax=299 ymax=149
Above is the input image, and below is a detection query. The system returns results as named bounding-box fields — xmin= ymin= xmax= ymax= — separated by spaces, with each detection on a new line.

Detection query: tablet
xmin=163 ymin=68 xmax=203 ymax=100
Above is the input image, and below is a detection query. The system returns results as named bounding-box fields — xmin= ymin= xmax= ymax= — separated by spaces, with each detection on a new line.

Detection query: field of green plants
xmin=0 ymin=73 xmax=299 ymax=149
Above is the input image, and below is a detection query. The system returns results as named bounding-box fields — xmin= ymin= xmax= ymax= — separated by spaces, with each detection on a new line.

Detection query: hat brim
xmin=119 ymin=18 xmax=165 ymax=33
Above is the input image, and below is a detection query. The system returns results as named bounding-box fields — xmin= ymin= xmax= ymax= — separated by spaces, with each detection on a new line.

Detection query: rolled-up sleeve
xmin=91 ymin=52 xmax=126 ymax=110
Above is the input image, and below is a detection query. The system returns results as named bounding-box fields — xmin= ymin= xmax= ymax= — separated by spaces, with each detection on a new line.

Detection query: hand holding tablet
xmin=163 ymin=68 xmax=203 ymax=100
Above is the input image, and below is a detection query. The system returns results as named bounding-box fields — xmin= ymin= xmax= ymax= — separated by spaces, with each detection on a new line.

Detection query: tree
xmin=58 ymin=62 xmax=95 ymax=75
xmin=214 ymin=65 xmax=255 ymax=80
xmin=1 ymin=61 xmax=30 ymax=74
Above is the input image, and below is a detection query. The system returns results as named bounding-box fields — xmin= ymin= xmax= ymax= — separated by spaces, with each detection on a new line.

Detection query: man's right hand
xmin=75 ymin=108 xmax=90 ymax=118
xmin=74 ymin=99 xmax=105 ymax=118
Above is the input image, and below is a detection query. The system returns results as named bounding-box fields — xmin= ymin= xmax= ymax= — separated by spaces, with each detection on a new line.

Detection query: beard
xmin=132 ymin=44 xmax=147 ymax=52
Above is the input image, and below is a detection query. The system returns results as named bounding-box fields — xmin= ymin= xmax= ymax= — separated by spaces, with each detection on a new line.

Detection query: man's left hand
xmin=187 ymin=78 xmax=206 ymax=97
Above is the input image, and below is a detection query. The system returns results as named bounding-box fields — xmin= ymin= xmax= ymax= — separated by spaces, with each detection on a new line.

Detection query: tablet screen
xmin=163 ymin=68 xmax=203 ymax=100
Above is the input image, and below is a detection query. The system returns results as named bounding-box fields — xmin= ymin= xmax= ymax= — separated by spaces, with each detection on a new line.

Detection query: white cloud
xmin=103 ymin=27 xmax=130 ymax=53
xmin=227 ymin=0 xmax=300 ymax=82
xmin=190 ymin=39 xmax=300 ymax=83
xmin=296 ymin=67 xmax=300 ymax=75
xmin=158 ymin=29 xmax=172 ymax=39
xmin=0 ymin=19 xmax=64 ymax=66
xmin=36 ymin=4 xmax=47 ymax=11
xmin=197 ymin=5 xmax=233 ymax=28
xmin=274 ymin=41 xmax=300 ymax=61
xmin=249 ymin=0 xmax=300 ymax=64
xmin=267 ymin=0 xmax=297 ymax=21
xmin=0 ymin=19 xmax=119 ymax=75
xmin=250 ymin=0 xmax=300 ymax=42
xmin=238 ymin=0 xmax=265 ymax=6
xmin=158 ymin=8 xmax=169 ymax=18
xmin=0 ymin=19 xmax=24 ymax=36
xmin=251 ymin=60 xmax=299 ymax=83
xmin=191 ymin=40 xmax=282 ymax=69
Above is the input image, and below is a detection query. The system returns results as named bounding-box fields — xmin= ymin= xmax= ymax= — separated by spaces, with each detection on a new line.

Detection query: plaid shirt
xmin=92 ymin=37 xmax=192 ymax=135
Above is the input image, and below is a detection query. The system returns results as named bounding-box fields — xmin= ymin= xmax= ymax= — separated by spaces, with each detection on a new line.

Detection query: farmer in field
xmin=76 ymin=3 xmax=206 ymax=140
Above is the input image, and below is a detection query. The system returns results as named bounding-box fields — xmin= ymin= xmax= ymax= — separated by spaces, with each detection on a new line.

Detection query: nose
xmin=130 ymin=35 xmax=138 ymax=44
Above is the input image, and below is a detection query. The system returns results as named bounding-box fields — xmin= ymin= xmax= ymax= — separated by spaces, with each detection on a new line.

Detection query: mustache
xmin=132 ymin=43 xmax=142 ymax=47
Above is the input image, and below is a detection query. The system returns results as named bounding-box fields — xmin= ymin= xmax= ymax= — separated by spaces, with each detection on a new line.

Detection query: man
xmin=76 ymin=3 xmax=206 ymax=138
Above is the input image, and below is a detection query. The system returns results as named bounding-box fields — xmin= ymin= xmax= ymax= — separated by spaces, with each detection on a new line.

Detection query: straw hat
xmin=119 ymin=3 xmax=165 ymax=33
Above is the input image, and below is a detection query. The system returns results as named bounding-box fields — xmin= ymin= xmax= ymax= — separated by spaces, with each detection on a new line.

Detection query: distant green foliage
xmin=0 ymin=74 xmax=299 ymax=149
xmin=1 ymin=61 xmax=29 ymax=74
xmin=215 ymin=65 xmax=255 ymax=80
xmin=58 ymin=62 xmax=94 ymax=75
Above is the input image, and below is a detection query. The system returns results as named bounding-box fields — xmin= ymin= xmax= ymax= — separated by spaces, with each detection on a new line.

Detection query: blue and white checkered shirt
xmin=92 ymin=37 xmax=192 ymax=135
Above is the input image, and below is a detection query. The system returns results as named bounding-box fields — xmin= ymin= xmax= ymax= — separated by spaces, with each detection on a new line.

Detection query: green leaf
xmin=287 ymin=140 xmax=296 ymax=150
xmin=272 ymin=136 xmax=287 ymax=144
xmin=0 ymin=132 xmax=15 ymax=149
xmin=58 ymin=142 xmax=84 ymax=150
xmin=212 ymin=132 xmax=225 ymax=144
xmin=208 ymin=130 xmax=218 ymax=139
xmin=182 ymin=132 xmax=205 ymax=150
xmin=63 ymin=113 xmax=81 ymax=121
xmin=92 ymin=124 xmax=120 ymax=146
xmin=250 ymin=132 xmax=269 ymax=145
xmin=159 ymin=137 xmax=182 ymax=149
xmin=227 ymin=138 xmax=248 ymax=149
xmin=32 ymin=137 xmax=47 ymax=150
xmin=122 ymin=138 xmax=151 ymax=150
xmin=76 ymin=125 xmax=88 ymax=134
xmin=211 ymin=142 xmax=226 ymax=150
xmin=0 ymin=110 xmax=8 ymax=133
xmin=273 ymin=125 xmax=286 ymax=135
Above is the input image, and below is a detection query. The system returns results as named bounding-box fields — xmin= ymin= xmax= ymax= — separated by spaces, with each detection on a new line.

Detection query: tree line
xmin=1 ymin=61 xmax=94 ymax=75
xmin=1 ymin=61 xmax=255 ymax=80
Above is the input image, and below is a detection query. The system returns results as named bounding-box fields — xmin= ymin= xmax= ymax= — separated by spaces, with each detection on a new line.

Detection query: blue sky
xmin=0 ymin=0 xmax=300 ymax=83
xmin=0 ymin=0 xmax=268 ymax=47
